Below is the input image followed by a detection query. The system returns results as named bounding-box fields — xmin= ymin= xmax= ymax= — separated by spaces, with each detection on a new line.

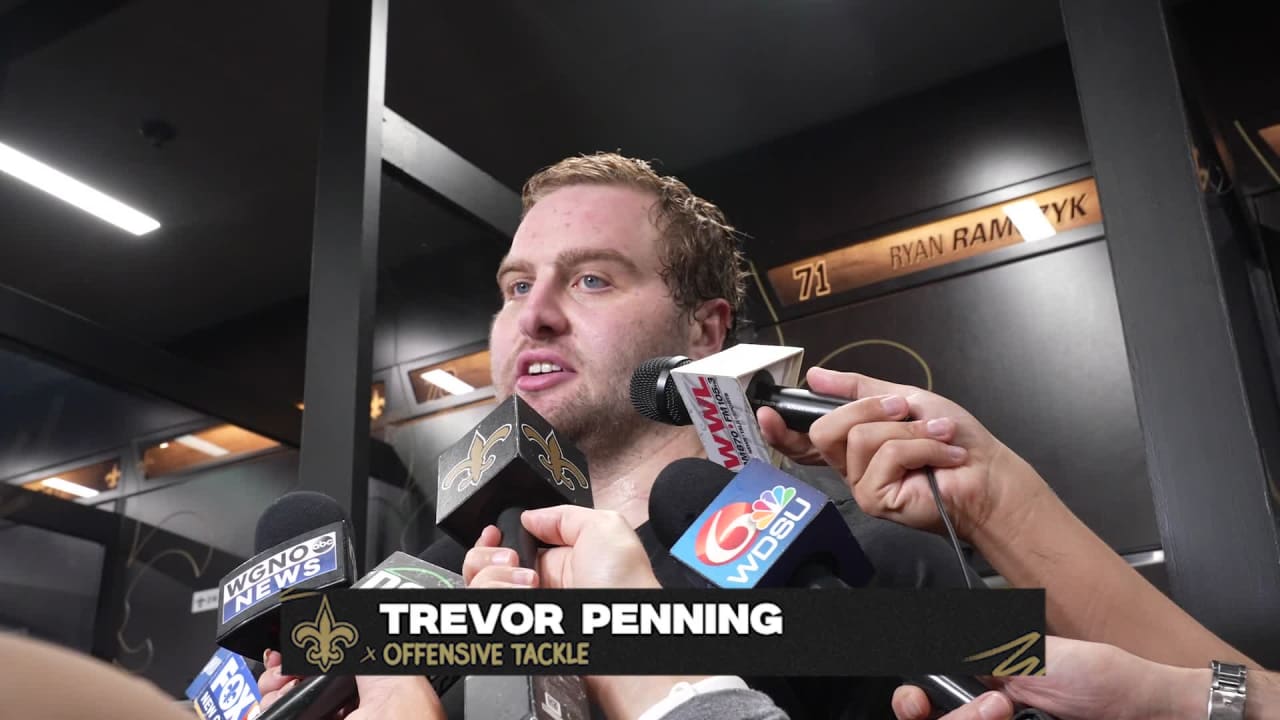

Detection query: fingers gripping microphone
xmin=649 ymin=458 xmax=1054 ymax=720
xmin=256 ymin=545 xmax=465 ymax=720
xmin=436 ymin=395 xmax=593 ymax=567
xmin=636 ymin=346 xmax=978 ymax=594
xmin=436 ymin=396 xmax=593 ymax=720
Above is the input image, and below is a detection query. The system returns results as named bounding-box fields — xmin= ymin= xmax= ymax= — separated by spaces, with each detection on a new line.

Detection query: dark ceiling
xmin=0 ymin=0 xmax=1066 ymax=352
xmin=387 ymin=2 xmax=1068 ymax=188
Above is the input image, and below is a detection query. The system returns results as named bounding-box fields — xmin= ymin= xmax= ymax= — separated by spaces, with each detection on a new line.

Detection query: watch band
xmin=636 ymin=676 xmax=749 ymax=720
xmin=1208 ymin=660 xmax=1248 ymax=719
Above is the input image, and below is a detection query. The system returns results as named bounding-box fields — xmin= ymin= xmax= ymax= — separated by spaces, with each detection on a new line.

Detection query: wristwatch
xmin=636 ymin=676 xmax=749 ymax=720
xmin=1207 ymin=660 xmax=1248 ymax=719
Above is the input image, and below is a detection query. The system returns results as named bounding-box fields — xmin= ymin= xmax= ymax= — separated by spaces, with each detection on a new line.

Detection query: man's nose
xmin=517 ymin=281 xmax=569 ymax=340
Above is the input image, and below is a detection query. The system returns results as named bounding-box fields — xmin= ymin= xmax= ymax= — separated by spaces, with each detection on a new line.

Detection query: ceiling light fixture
xmin=0 ymin=140 xmax=160 ymax=236
xmin=421 ymin=369 xmax=475 ymax=396
xmin=1002 ymin=200 xmax=1057 ymax=242
xmin=176 ymin=434 xmax=230 ymax=457
xmin=41 ymin=477 xmax=100 ymax=498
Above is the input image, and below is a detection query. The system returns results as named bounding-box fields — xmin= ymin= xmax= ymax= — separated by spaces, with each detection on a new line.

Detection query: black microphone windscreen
xmin=648 ymin=457 xmax=735 ymax=547
xmin=630 ymin=356 xmax=692 ymax=425
xmin=254 ymin=491 xmax=348 ymax=552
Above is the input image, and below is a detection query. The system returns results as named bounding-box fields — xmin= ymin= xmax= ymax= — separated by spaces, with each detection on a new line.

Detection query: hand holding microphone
xmin=756 ymin=365 xmax=1043 ymax=543
xmin=631 ymin=350 xmax=1038 ymax=543
xmin=466 ymin=506 xmax=719 ymax=720
xmin=464 ymin=506 xmax=661 ymax=590
xmin=235 ymin=489 xmax=464 ymax=720
xmin=893 ymin=635 xmax=1242 ymax=720
xmin=436 ymin=397 xmax=600 ymax=720
xmin=259 ymin=649 xmax=300 ymax=713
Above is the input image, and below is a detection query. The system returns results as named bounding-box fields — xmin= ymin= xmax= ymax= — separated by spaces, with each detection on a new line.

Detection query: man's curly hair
xmin=522 ymin=152 xmax=749 ymax=342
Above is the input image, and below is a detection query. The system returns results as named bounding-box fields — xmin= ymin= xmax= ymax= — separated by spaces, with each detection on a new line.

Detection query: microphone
xmin=632 ymin=345 xmax=845 ymax=436
xmin=435 ymin=395 xmax=593 ymax=720
xmin=216 ymin=492 xmax=359 ymax=661
xmin=651 ymin=458 xmax=872 ymax=590
xmin=187 ymin=648 xmax=262 ymax=720
xmin=648 ymin=458 xmax=1055 ymax=720
xmin=435 ymin=394 xmax=593 ymax=567
xmin=635 ymin=345 xmax=979 ymax=596
xmin=255 ymin=545 xmax=465 ymax=720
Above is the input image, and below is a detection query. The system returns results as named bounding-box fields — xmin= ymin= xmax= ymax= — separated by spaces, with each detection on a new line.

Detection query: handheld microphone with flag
xmin=652 ymin=457 xmax=872 ymax=590
xmin=257 ymin=544 xmax=465 ymax=720
xmin=648 ymin=457 xmax=1055 ymax=720
xmin=435 ymin=394 xmax=593 ymax=568
xmin=436 ymin=395 xmax=593 ymax=720
xmin=634 ymin=344 xmax=978 ymax=600
xmin=631 ymin=344 xmax=844 ymax=443
xmin=215 ymin=492 xmax=359 ymax=661
xmin=186 ymin=648 xmax=262 ymax=720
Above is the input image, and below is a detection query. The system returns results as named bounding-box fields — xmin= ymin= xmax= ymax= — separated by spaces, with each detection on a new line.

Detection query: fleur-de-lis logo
xmin=441 ymin=424 xmax=513 ymax=492
xmin=521 ymin=424 xmax=589 ymax=491
xmin=291 ymin=595 xmax=358 ymax=673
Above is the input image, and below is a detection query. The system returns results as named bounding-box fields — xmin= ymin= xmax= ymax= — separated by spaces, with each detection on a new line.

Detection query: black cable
xmin=925 ymin=467 xmax=972 ymax=589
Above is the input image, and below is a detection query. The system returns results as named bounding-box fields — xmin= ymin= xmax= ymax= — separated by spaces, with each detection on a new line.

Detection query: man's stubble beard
xmin=545 ymin=322 xmax=692 ymax=467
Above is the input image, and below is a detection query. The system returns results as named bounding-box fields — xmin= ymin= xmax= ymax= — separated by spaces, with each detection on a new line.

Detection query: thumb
xmin=758 ymin=406 xmax=825 ymax=465
xmin=808 ymin=367 xmax=907 ymax=401
xmin=892 ymin=685 xmax=933 ymax=720
xmin=520 ymin=505 xmax=606 ymax=548
xmin=956 ymin=691 xmax=1014 ymax=720
xmin=758 ymin=406 xmax=804 ymax=452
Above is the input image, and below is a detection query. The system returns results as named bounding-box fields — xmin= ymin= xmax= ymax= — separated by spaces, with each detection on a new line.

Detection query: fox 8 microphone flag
xmin=190 ymin=648 xmax=262 ymax=720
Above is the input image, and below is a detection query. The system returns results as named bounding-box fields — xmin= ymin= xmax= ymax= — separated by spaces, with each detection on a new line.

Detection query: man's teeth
xmin=527 ymin=362 xmax=564 ymax=375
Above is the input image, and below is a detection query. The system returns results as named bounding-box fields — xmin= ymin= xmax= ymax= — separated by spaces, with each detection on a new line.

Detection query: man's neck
xmin=584 ymin=426 xmax=705 ymax=528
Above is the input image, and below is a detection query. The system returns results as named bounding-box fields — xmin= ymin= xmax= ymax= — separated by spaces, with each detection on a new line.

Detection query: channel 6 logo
xmin=694 ymin=484 xmax=798 ymax=565
xmin=675 ymin=460 xmax=824 ymax=586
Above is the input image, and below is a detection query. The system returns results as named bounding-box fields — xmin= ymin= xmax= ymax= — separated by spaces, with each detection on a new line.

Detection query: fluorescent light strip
xmin=176 ymin=434 xmax=230 ymax=457
xmin=421 ymin=369 xmax=476 ymax=395
xmin=0 ymin=141 xmax=160 ymax=236
xmin=41 ymin=477 xmax=99 ymax=498
xmin=1001 ymin=199 xmax=1057 ymax=242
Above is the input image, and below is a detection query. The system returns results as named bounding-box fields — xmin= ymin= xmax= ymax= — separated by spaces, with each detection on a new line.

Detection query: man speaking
xmin=261 ymin=153 xmax=973 ymax=718
xmin=484 ymin=151 xmax=968 ymax=585
xmin=479 ymin=153 xmax=970 ymax=717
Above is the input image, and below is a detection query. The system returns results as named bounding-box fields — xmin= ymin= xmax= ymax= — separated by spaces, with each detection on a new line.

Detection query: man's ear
xmin=687 ymin=299 xmax=732 ymax=359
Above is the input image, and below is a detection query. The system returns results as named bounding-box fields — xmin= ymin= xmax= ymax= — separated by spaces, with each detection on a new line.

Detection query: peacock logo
xmin=750 ymin=485 xmax=796 ymax=529
xmin=694 ymin=485 xmax=798 ymax=566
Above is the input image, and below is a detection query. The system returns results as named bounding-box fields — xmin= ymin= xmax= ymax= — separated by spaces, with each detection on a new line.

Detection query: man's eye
xmin=510 ymin=280 xmax=532 ymax=296
xmin=578 ymin=274 xmax=608 ymax=290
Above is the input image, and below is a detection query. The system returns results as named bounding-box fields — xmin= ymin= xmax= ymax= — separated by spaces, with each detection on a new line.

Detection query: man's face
xmin=489 ymin=184 xmax=692 ymax=448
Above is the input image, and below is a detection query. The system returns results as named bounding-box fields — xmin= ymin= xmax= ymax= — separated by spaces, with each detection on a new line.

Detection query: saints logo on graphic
xmin=441 ymin=425 xmax=513 ymax=492
xmin=964 ymin=632 xmax=1044 ymax=676
xmin=521 ymin=424 xmax=588 ymax=492
xmin=291 ymin=595 xmax=359 ymax=674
